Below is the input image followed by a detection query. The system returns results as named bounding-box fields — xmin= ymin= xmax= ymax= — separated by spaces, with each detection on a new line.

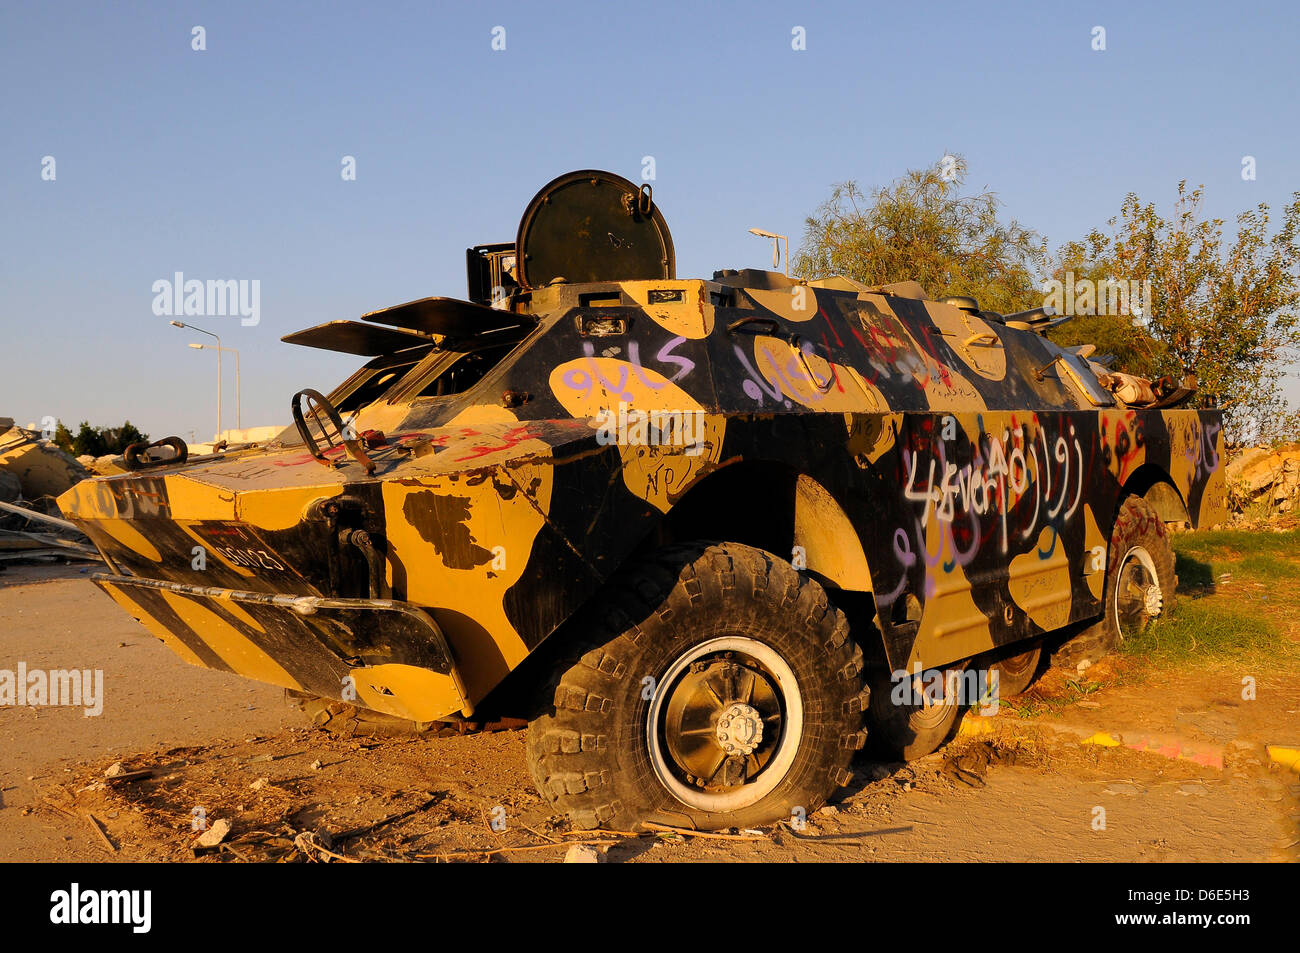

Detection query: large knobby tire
xmin=1053 ymin=495 xmax=1176 ymax=670
xmin=526 ymin=542 xmax=867 ymax=831
xmin=866 ymin=664 xmax=965 ymax=761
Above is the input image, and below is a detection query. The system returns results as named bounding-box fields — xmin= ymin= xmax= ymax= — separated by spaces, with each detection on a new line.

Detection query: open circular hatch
xmin=515 ymin=169 xmax=675 ymax=289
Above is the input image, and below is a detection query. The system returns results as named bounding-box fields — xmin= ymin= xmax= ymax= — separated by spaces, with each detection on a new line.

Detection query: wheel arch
xmin=653 ymin=460 xmax=875 ymax=595
xmin=481 ymin=461 xmax=886 ymax=720
xmin=1120 ymin=463 xmax=1192 ymax=527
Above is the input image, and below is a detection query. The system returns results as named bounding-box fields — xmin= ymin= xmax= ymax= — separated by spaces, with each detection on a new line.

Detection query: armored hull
xmin=59 ymin=170 xmax=1227 ymax=828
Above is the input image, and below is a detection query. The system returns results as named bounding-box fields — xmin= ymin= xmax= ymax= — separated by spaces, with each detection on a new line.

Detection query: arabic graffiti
xmin=902 ymin=419 xmax=1084 ymax=557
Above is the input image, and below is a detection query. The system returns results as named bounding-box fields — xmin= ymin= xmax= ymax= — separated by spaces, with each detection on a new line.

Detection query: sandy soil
xmin=3 ymin=566 xmax=1297 ymax=863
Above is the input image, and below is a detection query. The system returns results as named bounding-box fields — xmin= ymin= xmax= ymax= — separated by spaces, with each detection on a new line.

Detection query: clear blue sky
xmin=4 ymin=0 xmax=1298 ymax=441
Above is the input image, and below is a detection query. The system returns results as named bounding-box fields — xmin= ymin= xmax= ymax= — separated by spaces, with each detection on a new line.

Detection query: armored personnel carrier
xmin=59 ymin=170 xmax=1226 ymax=830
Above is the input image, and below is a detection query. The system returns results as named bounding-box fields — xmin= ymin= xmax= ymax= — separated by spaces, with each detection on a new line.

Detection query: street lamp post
xmin=748 ymin=227 xmax=789 ymax=276
xmin=170 ymin=320 xmax=222 ymax=440
xmin=188 ymin=343 xmax=241 ymax=433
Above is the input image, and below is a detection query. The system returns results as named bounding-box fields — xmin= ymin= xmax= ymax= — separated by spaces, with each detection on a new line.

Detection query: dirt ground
xmin=2 ymin=565 xmax=1298 ymax=863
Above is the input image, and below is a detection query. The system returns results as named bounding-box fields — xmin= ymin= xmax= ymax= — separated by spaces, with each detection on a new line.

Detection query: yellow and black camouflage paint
xmin=58 ymin=269 xmax=1227 ymax=719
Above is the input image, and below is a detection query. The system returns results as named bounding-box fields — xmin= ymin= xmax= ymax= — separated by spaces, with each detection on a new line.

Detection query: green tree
xmin=794 ymin=159 xmax=1300 ymax=445
xmin=67 ymin=420 xmax=151 ymax=457
xmin=1044 ymin=237 xmax=1168 ymax=379
xmin=1052 ymin=183 xmax=1300 ymax=445
xmin=104 ymin=421 xmax=148 ymax=452
xmin=52 ymin=420 xmax=76 ymax=455
xmin=70 ymin=421 xmax=106 ymax=457
xmin=792 ymin=155 xmax=1047 ymax=314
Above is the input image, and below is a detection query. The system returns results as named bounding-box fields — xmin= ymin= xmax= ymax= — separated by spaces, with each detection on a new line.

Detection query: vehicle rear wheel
xmin=1053 ymin=495 xmax=1176 ymax=670
xmin=525 ymin=542 xmax=866 ymax=831
xmin=866 ymin=664 xmax=965 ymax=761
xmin=985 ymin=642 xmax=1042 ymax=699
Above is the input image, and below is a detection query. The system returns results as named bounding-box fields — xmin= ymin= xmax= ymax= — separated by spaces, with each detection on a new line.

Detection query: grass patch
xmin=1121 ymin=601 xmax=1284 ymax=666
xmin=1172 ymin=527 xmax=1300 ymax=562
xmin=1236 ymin=553 xmax=1298 ymax=583
xmin=1116 ymin=528 xmax=1300 ymax=671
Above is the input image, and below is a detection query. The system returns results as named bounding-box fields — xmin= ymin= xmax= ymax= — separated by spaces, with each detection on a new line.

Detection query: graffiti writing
xmin=559 ymin=341 xmax=668 ymax=404
xmin=902 ymin=421 xmax=1083 ymax=556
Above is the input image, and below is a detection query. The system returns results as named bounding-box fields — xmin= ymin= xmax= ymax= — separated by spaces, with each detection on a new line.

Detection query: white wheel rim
xmin=1112 ymin=545 xmax=1163 ymax=637
xmin=646 ymin=636 xmax=804 ymax=813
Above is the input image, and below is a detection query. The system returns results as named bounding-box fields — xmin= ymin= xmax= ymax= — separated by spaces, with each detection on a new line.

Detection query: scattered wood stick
xmin=559 ymin=828 xmax=643 ymax=838
xmin=219 ymin=843 xmax=253 ymax=862
xmin=416 ymin=838 xmax=621 ymax=861
xmin=84 ymin=812 xmax=117 ymax=853
xmin=294 ymin=831 xmax=359 ymax=863
xmin=40 ymin=798 xmax=78 ymax=821
xmin=105 ymin=769 xmax=155 ymax=783
xmin=333 ymin=793 xmax=442 ymax=842
xmin=639 ymin=821 xmax=767 ymax=841
xmin=523 ymin=825 xmax=562 ymax=844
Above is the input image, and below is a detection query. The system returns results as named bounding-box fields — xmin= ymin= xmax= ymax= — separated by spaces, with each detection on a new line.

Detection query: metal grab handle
xmin=124 ymin=437 xmax=189 ymax=471
xmin=292 ymin=388 xmax=345 ymax=462
xmin=727 ymin=316 xmax=783 ymax=337
xmin=621 ymin=183 xmax=654 ymax=218
xmin=292 ymin=389 xmax=377 ymax=475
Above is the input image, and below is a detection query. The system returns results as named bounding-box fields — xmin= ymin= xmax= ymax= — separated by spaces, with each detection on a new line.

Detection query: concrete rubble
xmin=0 ymin=417 xmax=101 ymax=566
xmin=1226 ymin=446 xmax=1300 ymax=515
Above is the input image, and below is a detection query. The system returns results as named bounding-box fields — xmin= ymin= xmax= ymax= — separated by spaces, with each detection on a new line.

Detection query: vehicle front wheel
xmin=525 ymin=542 xmax=867 ymax=831
xmin=1053 ymin=495 xmax=1176 ymax=670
